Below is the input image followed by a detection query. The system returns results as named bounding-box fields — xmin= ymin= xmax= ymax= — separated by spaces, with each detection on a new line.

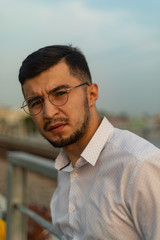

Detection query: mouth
xmin=43 ymin=117 xmax=69 ymax=133
xmin=47 ymin=123 xmax=67 ymax=133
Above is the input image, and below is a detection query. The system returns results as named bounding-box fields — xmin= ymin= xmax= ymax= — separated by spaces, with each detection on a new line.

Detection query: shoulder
xmin=109 ymin=128 xmax=160 ymax=161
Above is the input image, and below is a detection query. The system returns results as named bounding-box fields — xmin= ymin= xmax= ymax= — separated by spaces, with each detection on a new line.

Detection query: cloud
xmin=0 ymin=0 xmax=160 ymax=115
xmin=1 ymin=0 xmax=160 ymax=54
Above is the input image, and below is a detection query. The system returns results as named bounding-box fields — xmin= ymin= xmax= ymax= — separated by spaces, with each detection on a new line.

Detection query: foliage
xmin=23 ymin=116 xmax=37 ymax=134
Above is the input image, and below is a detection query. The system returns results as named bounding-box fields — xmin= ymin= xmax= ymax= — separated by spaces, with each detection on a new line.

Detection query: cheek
xmin=69 ymin=91 xmax=88 ymax=110
xmin=70 ymin=100 xmax=88 ymax=123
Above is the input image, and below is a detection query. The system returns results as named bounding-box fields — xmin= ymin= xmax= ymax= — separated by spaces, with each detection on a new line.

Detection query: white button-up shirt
xmin=50 ymin=117 xmax=160 ymax=240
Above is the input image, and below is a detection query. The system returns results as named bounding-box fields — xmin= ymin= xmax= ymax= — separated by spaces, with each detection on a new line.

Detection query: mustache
xmin=43 ymin=117 xmax=69 ymax=131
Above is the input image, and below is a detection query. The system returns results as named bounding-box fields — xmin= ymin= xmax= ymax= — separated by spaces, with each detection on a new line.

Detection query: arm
xmin=128 ymin=154 xmax=160 ymax=240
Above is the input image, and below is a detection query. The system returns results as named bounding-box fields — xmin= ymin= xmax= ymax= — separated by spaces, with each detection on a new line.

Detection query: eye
xmin=28 ymin=98 xmax=42 ymax=108
xmin=54 ymin=90 xmax=67 ymax=97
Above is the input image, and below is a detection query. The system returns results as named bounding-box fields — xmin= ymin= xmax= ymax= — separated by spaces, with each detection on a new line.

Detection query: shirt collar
xmin=81 ymin=117 xmax=114 ymax=166
xmin=54 ymin=150 xmax=72 ymax=171
xmin=54 ymin=117 xmax=114 ymax=170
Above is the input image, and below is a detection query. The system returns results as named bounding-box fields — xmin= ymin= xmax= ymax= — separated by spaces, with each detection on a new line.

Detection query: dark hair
xmin=19 ymin=45 xmax=92 ymax=85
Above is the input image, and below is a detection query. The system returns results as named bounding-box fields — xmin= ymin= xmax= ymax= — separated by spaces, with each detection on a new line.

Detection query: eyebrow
xmin=27 ymin=96 xmax=41 ymax=105
xmin=48 ymin=84 xmax=72 ymax=94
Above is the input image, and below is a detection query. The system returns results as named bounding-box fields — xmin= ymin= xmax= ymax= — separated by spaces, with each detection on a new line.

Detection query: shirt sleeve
xmin=127 ymin=154 xmax=160 ymax=240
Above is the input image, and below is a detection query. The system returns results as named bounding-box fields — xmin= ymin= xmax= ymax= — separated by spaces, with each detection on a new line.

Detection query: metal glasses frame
xmin=21 ymin=82 xmax=89 ymax=116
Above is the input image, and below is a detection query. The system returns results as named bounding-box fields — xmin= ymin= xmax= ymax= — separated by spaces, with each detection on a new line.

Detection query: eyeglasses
xmin=21 ymin=82 xmax=89 ymax=116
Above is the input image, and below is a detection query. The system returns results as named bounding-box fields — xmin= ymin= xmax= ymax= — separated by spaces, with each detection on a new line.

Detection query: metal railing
xmin=6 ymin=151 xmax=63 ymax=240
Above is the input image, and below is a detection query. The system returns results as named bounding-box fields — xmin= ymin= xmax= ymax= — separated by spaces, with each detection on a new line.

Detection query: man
xmin=19 ymin=45 xmax=160 ymax=240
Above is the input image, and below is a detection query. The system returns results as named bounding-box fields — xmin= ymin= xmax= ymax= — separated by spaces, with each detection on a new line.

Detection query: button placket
xmin=68 ymin=170 xmax=79 ymax=230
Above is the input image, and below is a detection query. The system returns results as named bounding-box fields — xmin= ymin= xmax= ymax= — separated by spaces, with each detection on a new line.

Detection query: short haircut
xmin=19 ymin=45 xmax=92 ymax=85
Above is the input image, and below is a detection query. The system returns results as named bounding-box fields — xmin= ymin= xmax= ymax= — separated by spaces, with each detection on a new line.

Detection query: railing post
xmin=6 ymin=151 xmax=62 ymax=240
xmin=6 ymin=161 xmax=27 ymax=240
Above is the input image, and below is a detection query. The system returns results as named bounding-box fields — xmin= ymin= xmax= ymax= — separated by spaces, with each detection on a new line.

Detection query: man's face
xmin=22 ymin=62 xmax=91 ymax=148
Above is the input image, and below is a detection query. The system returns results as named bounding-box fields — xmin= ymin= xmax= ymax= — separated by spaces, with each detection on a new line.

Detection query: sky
xmin=0 ymin=0 xmax=160 ymax=116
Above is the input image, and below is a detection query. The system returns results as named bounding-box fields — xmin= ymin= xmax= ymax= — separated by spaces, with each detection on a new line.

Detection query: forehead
xmin=22 ymin=62 xmax=80 ymax=98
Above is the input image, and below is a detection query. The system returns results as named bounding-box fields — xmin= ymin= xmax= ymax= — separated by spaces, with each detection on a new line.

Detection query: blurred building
xmin=0 ymin=106 xmax=26 ymax=137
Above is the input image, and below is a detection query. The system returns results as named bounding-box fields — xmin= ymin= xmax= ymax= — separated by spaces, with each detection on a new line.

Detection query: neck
xmin=64 ymin=114 xmax=102 ymax=167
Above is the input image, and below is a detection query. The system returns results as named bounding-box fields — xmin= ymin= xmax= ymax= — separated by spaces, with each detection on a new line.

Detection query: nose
xmin=42 ymin=98 xmax=59 ymax=119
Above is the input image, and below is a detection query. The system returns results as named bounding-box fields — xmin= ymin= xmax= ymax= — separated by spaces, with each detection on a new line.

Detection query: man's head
xmin=19 ymin=45 xmax=100 ymax=149
xmin=19 ymin=45 xmax=92 ymax=86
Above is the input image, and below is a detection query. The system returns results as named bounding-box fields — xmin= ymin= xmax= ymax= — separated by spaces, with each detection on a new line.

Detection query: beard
xmin=41 ymin=97 xmax=90 ymax=148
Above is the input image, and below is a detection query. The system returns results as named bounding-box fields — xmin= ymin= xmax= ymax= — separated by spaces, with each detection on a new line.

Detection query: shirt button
xmin=70 ymin=205 xmax=75 ymax=213
xmin=72 ymin=172 xmax=77 ymax=177
xmin=71 ymin=172 xmax=77 ymax=178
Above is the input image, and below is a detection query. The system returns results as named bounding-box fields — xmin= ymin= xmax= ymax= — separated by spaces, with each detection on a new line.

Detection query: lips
xmin=46 ymin=122 xmax=67 ymax=134
xmin=44 ymin=118 xmax=69 ymax=132
xmin=48 ymin=123 xmax=66 ymax=131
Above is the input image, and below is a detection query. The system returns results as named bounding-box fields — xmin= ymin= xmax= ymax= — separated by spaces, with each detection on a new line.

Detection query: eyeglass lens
xmin=23 ymin=89 xmax=69 ymax=116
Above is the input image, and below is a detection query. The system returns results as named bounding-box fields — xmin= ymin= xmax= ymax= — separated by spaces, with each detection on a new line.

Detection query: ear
xmin=87 ymin=83 xmax=99 ymax=107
